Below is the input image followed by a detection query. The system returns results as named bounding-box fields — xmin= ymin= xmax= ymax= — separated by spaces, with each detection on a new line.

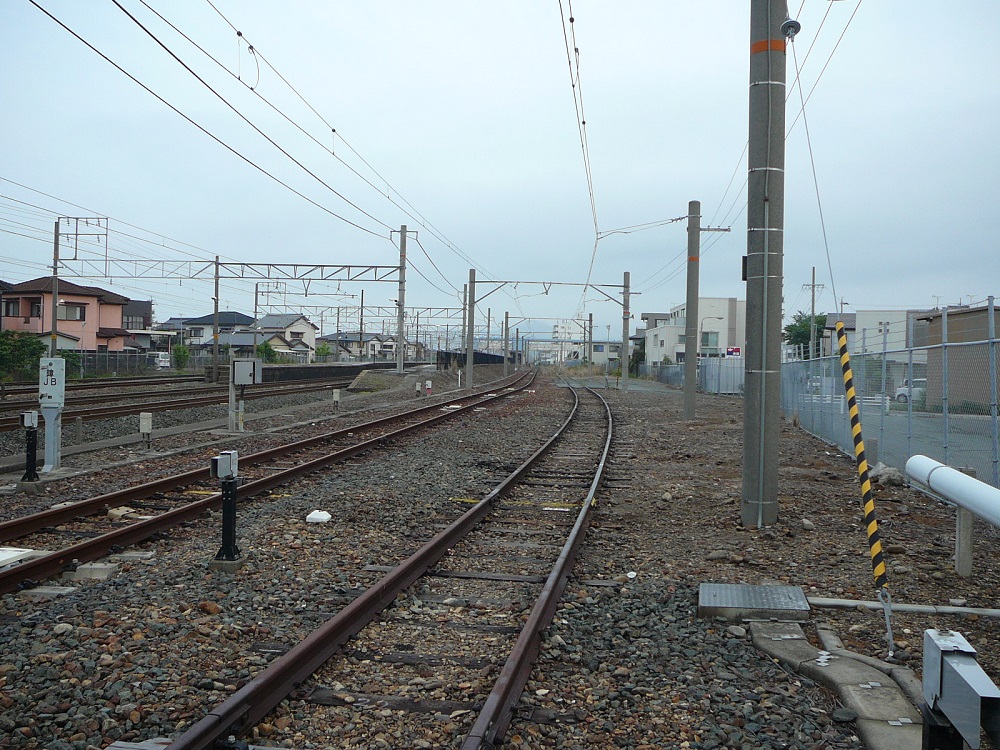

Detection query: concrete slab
xmin=751 ymin=621 xmax=924 ymax=750
xmin=62 ymin=562 xmax=118 ymax=581
xmin=749 ymin=621 xmax=818 ymax=668
xmin=108 ymin=551 xmax=156 ymax=562
xmin=855 ymin=717 xmax=921 ymax=750
xmin=208 ymin=557 xmax=246 ymax=573
xmin=841 ymin=681 xmax=922 ymax=723
xmin=0 ymin=547 xmax=36 ymax=567
xmin=16 ymin=481 xmax=45 ymax=495
xmin=20 ymin=585 xmax=78 ymax=600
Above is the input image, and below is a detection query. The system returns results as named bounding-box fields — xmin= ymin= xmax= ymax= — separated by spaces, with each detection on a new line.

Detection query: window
xmin=189 ymin=327 xmax=204 ymax=338
xmin=57 ymin=303 xmax=86 ymax=321
xmin=290 ymin=331 xmax=304 ymax=340
xmin=30 ymin=301 xmax=42 ymax=318
xmin=123 ymin=315 xmax=144 ymax=329
xmin=2 ymin=299 xmax=18 ymax=317
xmin=660 ymin=340 xmax=665 ymax=348
xmin=594 ymin=344 xmax=604 ymax=352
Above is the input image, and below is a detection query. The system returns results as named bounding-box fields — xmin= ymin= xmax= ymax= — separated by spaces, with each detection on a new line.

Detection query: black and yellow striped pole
xmin=835 ymin=321 xmax=894 ymax=656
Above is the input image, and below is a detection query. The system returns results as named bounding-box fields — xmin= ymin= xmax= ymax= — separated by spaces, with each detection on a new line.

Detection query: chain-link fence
xmin=782 ymin=337 xmax=1000 ymax=489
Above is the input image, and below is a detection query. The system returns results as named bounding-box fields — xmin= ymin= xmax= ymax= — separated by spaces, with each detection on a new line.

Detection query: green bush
xmin=172 ymin=345 xmax=191 ymax=370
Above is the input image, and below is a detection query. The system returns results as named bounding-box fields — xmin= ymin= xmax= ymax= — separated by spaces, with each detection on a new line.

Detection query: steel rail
xmin=0 ymin=372 xmax=534 ymax=596
xmin=165 ymin=378 xmax=585 ymax=750
xmin=0 ymin=372 xmax=532 ymax=543
xmin=0 ymin=375 xmax=202 ymax=396
xmin=462 ymin=386 xmax=613 ymax=749
xmin=0 ymin=377 xmax=351 ymax=414
xmin=0 ymin=379 xmax=358 ymax=430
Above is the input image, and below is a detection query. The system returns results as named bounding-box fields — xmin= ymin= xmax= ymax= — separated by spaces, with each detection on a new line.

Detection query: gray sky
xmin=2 ymin=1 xmax=998 ymax=342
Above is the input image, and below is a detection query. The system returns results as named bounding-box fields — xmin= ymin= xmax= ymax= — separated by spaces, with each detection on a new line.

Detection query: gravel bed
xmin=2 ymin=373 xmax=996 ymax=749
xmin=0 ymin=372 xmax=562 ymax=749
xmin=0 ymin=367 xmax=474 ymax=460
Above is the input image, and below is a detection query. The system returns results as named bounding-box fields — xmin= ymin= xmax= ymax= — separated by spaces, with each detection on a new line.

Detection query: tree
xmin=628 ymin=337 xmax=644 ymax=376
xmin=315 ymin=342 xmax=332 ymax=360
xmin=0 ymin=331 xmax=46 ymax=384
xmin=172 ymin=344 xmax=190 ymax=370
xmin=256 ymin=341 xmax=279 ymax=363
xmin=783 ymin=311 xmax=826 ymax=359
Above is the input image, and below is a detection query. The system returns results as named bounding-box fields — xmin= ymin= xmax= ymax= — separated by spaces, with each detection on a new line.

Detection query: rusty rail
xmin=0 ymin=372 xmax=534 ymax=596
xmin=166 ymin=383 xmax=610 ymax=750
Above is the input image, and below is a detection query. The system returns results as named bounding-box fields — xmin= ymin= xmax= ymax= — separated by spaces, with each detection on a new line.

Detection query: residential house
xmin=122 ymin=300 xmax=154 ymax=350
xmin=1 ymin=277 xmax=130 ymax=351
xmin=318 ymin=332 xmax=386 ymax=360
xmin=253 ymin=313 xmax=318 ymax=361
xmin=181 ymin=312 xmax=255 ymax=347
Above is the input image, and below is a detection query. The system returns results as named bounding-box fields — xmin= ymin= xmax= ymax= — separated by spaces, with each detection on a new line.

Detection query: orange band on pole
xmin=750 ymin=39 xmax=786 ymax=54
xmin=688 ymin=257 xmax=699 ymax=262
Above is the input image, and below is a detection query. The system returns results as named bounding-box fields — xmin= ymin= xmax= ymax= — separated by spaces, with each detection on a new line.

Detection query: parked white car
xmin=894 ymin=378 xmax=926 ymax=403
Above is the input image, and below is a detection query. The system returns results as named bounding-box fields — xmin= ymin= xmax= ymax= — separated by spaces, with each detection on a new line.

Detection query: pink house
xmin=1 ymin=277 xmax=130 ymax=351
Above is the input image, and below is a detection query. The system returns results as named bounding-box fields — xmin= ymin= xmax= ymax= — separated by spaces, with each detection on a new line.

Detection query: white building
xmin=642 ymin=298 xmax=746 ymax=364
xmin=254 ymin=313 xmax=319 ymax=361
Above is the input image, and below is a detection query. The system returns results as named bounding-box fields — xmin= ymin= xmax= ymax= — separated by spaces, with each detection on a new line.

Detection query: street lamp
xmin=699 ymin=316 xmax=723 ymax=358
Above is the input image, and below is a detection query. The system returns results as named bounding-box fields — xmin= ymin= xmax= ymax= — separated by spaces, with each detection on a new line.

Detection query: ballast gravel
xmin=0 ymin=371 xmax=997 ymax=749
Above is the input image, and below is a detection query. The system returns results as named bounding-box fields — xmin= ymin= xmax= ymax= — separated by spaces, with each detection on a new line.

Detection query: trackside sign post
xmin=38 ymin=357 xmax=65 ymax=473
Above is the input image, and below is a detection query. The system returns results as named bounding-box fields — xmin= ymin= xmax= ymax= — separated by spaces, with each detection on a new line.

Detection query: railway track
xmin=0 ymin=371 xmax=534 ymax=595
xmin=165 ymin=384 xmax=611 ymax=750
xmin=0 ymin=374 xmax=202 ymax=398
xmin=0 ymin=378 xmax=356 ymax=431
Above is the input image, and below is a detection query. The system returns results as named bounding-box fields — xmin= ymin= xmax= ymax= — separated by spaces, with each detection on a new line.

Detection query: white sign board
xmin=38 ymin=358 xmax=66 ymax=408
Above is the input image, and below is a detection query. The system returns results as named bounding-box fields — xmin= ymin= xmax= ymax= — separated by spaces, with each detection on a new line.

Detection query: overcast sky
xmin=2 ymin=1 xmax=998 ymax=342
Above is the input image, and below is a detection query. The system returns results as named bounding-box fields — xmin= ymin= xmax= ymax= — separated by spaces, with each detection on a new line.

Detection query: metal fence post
xmin=989 ymin=296 xmax=998 ymax=488
xmin=943 ymin=309 xmax=950 ymax=465
xmin=907 ymin=315 xmax=914 ymax=463
xmin=880 ymin=323 xmax=888 ymax=458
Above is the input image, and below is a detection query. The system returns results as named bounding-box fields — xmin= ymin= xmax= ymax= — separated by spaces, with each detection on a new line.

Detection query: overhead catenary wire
xmin=789 ymin=34 xmax=839 ymax=317
xmin=28 ymin=0 xmax=387 ymax=240
xmin=110 ymin=0 xmax=394 ymax=235
xmin=196 ymin=0 xmax=512 ymax=302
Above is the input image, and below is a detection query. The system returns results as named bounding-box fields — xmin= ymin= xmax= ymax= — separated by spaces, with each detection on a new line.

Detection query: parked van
xmin=894 ymin=378 xmax=926 ymax=403
xmin=150 ymin=352 xmax=171 ymax=370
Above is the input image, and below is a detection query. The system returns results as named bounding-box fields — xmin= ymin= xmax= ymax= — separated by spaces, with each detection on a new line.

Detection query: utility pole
xmin=396 ymin=225 xmax=407 ymax=375
xmin=359 ymin=289 xmax=365 ymax=361
xmin=742 ymin=3 xmax=797 ymax=528
xmin=465 ymin=269 xmax=476 ymax=389
xmin=503 ymin=311 xmax=510 ymax=376
xmin=683 ymin=201 xmax=700 ymax=418
xmin=50 ymin=221 xmax=60 ymax=356
xmin=621 ymin=271 xmax=630 ymax=391
xmin=588 ymin=312 xmax=594 ymax=366
xmin=460 ymin=284 xmax=467 ymax=374
xmin=803 ymin=266 xmax=824 ymax=360
xmin=683 ymin=202 xmax=730 ymax=418
xmin=212 ymin=256 xmax=220 ymax=383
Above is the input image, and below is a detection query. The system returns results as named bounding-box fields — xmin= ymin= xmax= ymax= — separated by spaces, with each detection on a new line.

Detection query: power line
xmin=28 ymin=0 xmax=387 ymax=239
xmin=194 ymin=0 xmax=507 ymax=294
xmin=111 ymin=0 xmax=393 ymax=234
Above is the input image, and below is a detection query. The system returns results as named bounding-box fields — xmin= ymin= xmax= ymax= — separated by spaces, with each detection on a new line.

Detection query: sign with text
xmin=38 ymin=358 xmax=66 ymax=407
xmin=726 ymin=347 xmax=742 ymax=357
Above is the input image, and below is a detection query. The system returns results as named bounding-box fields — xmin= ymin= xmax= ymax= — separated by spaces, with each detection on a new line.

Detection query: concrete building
xmin=642 ymin=298 xmax=746 ymax=364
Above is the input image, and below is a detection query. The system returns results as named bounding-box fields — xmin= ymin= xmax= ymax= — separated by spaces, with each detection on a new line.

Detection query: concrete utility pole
xmin=621 ymin=271 xmax=630 ymax=392
xmin=803 ymin=266 xmax=824 ymax=360
xmin=465 ymin=269 xmax=476 ymax=389
xmin=588 ymin=312 xmax=594 ymax=366
xmin=460 ymin=284 xmax=468 ymax=377
xmin=212 ymin=256 xmax=220 ymax=383
xmin=683 ymin=201 xmax=701 ymax=418
xmin=396 ymin=225 xmax=407 ymax=375
xmin=742 ymin=2 xmax=796 ymax=527
xmin=503 ymin=311 xmax=510 ymax=376
xmin=50 ymin=220 xmax=60 ymax=356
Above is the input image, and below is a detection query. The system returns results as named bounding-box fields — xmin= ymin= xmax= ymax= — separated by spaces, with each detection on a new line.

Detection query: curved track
xmin=166 ymin=385 xmax=612 ymax=750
